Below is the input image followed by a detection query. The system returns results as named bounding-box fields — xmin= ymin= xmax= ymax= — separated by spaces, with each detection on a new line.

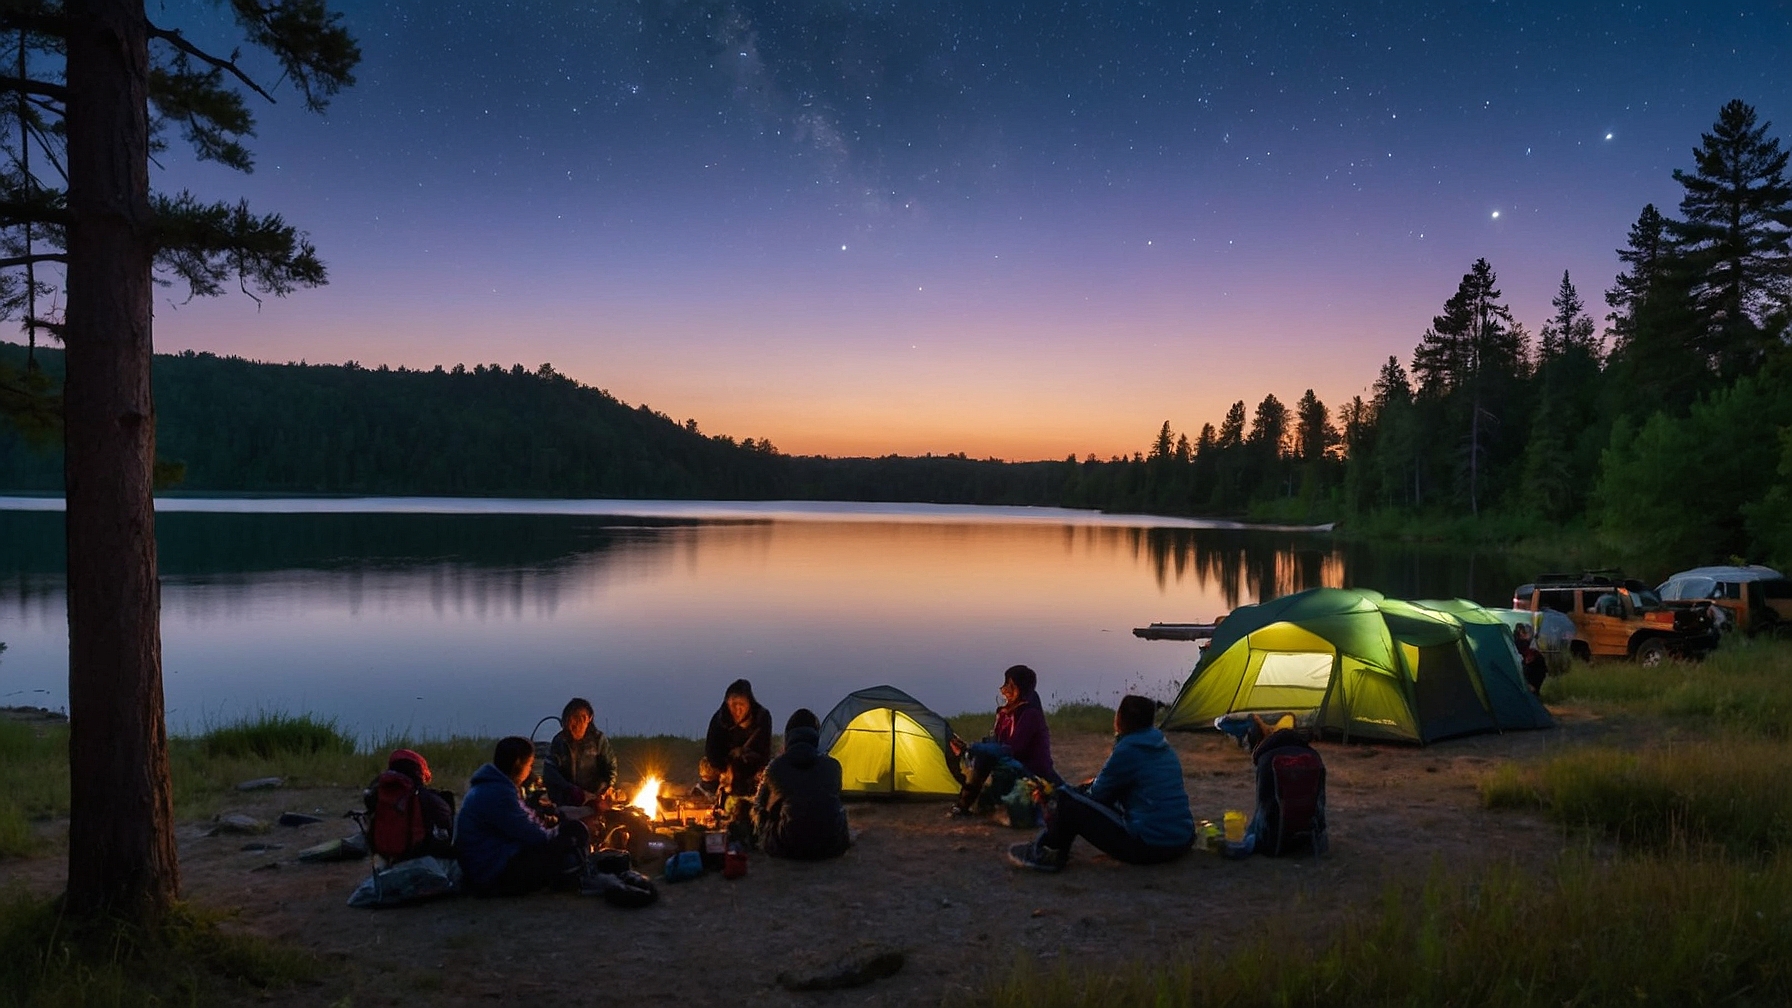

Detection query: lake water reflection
xmin=0 ymin=500 xmax=1535 ymax=741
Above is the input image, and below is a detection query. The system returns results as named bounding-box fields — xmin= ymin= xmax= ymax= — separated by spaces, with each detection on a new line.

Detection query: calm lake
xmin=0 ymin=498 xmax=1536 ymax=741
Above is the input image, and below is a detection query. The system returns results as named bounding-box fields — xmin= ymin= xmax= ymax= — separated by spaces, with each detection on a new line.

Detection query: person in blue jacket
xmin=1007 ymin=694 xmax=1193 ymax=872
xmin=456 ymin=736 xmax=588 ymax=895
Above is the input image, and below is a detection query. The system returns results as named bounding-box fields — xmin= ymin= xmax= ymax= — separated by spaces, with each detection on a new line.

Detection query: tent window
xmin=1254 ymin=652 xmax=1334 ymax=688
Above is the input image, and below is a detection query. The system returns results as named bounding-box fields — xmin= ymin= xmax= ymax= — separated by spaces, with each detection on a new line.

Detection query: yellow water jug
xmin=1223 ymin=809 xmax=1247 ymax=844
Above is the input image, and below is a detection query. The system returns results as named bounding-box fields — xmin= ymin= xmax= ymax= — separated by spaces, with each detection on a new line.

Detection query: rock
xmin=208 ymin=813 xmax=269 ymax=836
xmin=277 ymin=812 xmax=324 ymax=827
xmin=776 ymin=947 xmax=905 ymax=992
xmin=250 ymin=861 xmax=281 ymax=872
xmin=236 ymin=777 xmax=283 ymax=791
xmin=239 ymin=842 xmax=283 ymax=852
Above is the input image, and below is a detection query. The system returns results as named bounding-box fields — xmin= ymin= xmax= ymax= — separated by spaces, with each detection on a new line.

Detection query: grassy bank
xmin=974 ymin=853 xmax=1792 ymax=1008
xmin=0 ymin=891 xmax=319 ymax=1008
xmin=1542 ymin=637 xmax=1792 ymax=736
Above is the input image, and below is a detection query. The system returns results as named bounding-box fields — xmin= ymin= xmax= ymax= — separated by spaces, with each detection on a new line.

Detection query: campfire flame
xmin=630 ymin=776 xmax=662 ymax=819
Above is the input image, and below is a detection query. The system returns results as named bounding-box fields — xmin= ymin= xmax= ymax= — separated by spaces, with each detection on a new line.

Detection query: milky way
xmin=149 ymin=0 xmax=1790 ymax=458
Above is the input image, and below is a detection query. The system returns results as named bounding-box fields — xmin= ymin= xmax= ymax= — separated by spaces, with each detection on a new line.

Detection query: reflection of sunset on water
xmin=0 ymin=507 xmax=1528 ymax=741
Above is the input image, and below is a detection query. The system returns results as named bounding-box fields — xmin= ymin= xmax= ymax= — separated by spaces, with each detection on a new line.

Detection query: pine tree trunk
xmin=62 ymin=0 xmax=178 ymax=919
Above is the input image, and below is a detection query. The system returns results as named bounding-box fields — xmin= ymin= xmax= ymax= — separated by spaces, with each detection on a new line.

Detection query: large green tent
xmin=1413 ymin=599 xmax=1553 ymax=731
xmin=1159 ymin=587 xmax=1550 ymax=743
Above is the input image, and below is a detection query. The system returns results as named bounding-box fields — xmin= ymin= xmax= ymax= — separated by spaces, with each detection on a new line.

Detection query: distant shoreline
xmin=0 ymin=494 xmax=1338 ymax=533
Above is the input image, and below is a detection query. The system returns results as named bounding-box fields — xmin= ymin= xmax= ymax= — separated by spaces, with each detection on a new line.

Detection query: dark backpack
xmin=1255 ymin=745 xmax=1327 ymax=857
xmin=364 ymin=770 xmax=428 ymax=863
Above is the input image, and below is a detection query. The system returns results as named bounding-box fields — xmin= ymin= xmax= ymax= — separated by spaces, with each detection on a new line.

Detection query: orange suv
xmin=1512 ymin=574 xmax=1718 ymax=666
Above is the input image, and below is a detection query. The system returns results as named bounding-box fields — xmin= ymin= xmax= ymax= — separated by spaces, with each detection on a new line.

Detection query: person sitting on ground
xmin=1006 ymin=694 xmax=1193 ymax=872
xmin=699 ymin=678 xmax=773 ymax=802
xmin=456 ymin=736 xmax=588 ymax=896
xmin=753 ymin=708 xmax=851 ymax=860
xmin=362 ymin=748 xmax=456 ymax=862
xmin=542 ymin=697 xmax=619 ymax=829
xmin=948 ymin=664 xmax=1060 ymax=818
xmin=1513 ymin=623 xmax=1548 ymax=697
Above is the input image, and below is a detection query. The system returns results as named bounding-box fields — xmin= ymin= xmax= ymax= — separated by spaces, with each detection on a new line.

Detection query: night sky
xmin=150 ymin=1 xmax=1789 ymax=459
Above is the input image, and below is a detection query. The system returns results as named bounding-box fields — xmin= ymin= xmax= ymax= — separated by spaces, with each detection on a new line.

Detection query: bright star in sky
xmin=1605 ymin=132 xmax=1614 ymax=140
xmin=1491 ymin=210 xmax=1500 ymax=219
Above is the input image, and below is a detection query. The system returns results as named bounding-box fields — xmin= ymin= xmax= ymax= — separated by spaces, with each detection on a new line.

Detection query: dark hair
xmin=562 ymin=697 xmax=594 ymax=724
xmin=785 ymin=708 xmax=820 ymax=735
xmin=1116 ymin=695 xmax=1156 ymax=733
xmin=1003 ymin=664 xmax=1037 ymax=694
xmin=493 ymin=736 xmax=534 ymax=776
xmin=724 ymin=679 xmax=756 ymax=703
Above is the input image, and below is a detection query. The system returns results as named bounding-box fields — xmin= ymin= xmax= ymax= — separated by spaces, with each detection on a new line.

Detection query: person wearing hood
xmin=753 ymin=709 xmax=851 ymax=860
xmin=948 ymin=664 xmax=1060 ymax=818
xmin=455 ymin=736 xmax=588 ymax=896
xmin=700 ymin=678 xmax=773 ymax=801
xmin=1007 ymin=694 xmax=1193 ymax=872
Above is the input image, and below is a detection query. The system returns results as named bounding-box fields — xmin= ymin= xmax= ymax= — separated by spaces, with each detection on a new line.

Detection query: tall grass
xmin=1482 ymin=741 xmax=1792 ymax=856
xmin=1543 ymin=637 xmax=1792 ymax=736
xmin=0 ymin=888 xmax=318 ymax=1007
xmin=973 ymin=853 xmax=1792 ymax=1008
xmin=0 ymin=720 xmax=67 ymax=859
xmin=197 ymin=711 xmax=355 ymax=759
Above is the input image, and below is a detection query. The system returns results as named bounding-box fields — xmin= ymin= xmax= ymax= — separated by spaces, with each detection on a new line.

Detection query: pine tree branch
xmin=145 ymin=21 xmax=275 ymax=104
xmin=0 ymin=76 xmax=67 ymax=102
xmin=0 ymin=251 xmax=66 ymax=267
xmin=227 ymin=0 xmax=359 ymax=112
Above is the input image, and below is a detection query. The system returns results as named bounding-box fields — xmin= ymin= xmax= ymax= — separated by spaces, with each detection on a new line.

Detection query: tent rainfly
xmin=1159 ymin=587 xmax=1552 ymax=744
xmin=817 ymin=685 xmax=964 ymax=798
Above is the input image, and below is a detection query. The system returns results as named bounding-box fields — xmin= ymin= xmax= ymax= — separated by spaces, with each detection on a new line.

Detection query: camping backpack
xmin=363 ymin=770 xmax=429 ymax=863
xmin=1253 ymin=738 xmax=1328 ymax=857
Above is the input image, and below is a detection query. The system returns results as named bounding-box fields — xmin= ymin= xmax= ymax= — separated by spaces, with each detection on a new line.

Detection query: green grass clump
xmin=1481 ymin=741 xmax=1792 ymax=855
xmin=1543 ymin=638 xmax=1792 ymax=736
xmin=0 ymin=720 xmax=68 ymax=858
xmin=198 ymin=711 xmax=355 ymax=760
xmin=0 ymin=888 xmax=319 ymax=1007
xmin=973 ymin=854 xmax=1792 ymax=1008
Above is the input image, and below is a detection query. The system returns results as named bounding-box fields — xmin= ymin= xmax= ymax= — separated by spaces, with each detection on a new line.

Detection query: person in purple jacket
xmin=948 ymin=664 xmax=1062 ymax=818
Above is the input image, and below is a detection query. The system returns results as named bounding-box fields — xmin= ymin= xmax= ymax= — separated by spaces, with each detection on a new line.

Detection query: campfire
xmin=629 ymin=776 xmax=662 ymax=818
xmin=623 ymin=775 xmax=714 ymax=826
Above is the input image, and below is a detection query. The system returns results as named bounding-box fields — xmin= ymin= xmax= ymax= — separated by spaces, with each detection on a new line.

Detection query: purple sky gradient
xmin=136 ymin=1 xmax=1789 ymax=459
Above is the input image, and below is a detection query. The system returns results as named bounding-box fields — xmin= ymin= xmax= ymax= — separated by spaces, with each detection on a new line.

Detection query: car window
xmin=1661 ymin=576 xmax=1714 ymax=601
xmin=1633 ymin=589 xmax=1662 ymax=609
xmin=1763 ymin=579 xmax=1792 ymax=601
xmin=1537 ymin=589 xmax=1574 ymax=614
xmin=1717 ymin=582 xmax=1742 ymax=600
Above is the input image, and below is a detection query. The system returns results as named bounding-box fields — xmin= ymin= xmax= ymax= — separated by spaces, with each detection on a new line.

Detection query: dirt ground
xmin=1 ymin=712 xmax=1618 ymax=1007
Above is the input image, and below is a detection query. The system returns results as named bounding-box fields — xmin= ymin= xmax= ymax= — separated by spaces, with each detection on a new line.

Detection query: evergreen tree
xmin=1247 ymin=393 xmax=1289 ymax=457
xmin=1216 ymin=400 xmax=1246 ymax=449
xmin=1606 ymin=204 xmax=1708 ymax=416
xmin=1670 ymin=99 xmax=1792 ymax=377
xmin=1294 ymin=389 xmax=1336 ymax=463
xmin=0 ymin=0 xmax=359 ymax=921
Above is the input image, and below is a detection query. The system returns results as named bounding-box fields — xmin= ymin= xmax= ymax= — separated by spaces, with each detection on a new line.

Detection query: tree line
xmin=1099 ymin=99 xmax=1792 ymax=564
xmin=5 ymin=101 xmax=1790 ymax=564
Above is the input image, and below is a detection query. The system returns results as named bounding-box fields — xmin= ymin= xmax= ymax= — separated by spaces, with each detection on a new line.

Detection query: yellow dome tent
xmin=816 ymin=685 xmax=964 ymax=798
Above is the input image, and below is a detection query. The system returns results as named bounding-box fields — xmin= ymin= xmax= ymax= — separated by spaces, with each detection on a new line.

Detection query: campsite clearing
xmin=0 ymin=711 xmax=1611 ymax=1007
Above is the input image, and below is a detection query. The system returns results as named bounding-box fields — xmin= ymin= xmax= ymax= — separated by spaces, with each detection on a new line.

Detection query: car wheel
xmin=1633 ymin=638 xmax=1670 ymax=667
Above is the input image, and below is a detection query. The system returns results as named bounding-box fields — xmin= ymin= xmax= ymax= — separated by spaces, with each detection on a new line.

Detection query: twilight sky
xmin=147 ymin=1 xmax=1788 ymax=459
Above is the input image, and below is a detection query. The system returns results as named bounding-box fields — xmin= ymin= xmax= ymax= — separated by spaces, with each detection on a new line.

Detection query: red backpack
xmin=1256 ymin=748 xmax=1328 ymax=857
xmin=365 ymin=770 xmax=428 ymax=862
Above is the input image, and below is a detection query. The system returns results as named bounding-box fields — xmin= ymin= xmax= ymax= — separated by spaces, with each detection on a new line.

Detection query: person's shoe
xmin=946 ymin=804 xmax=974 ymax=819
xmin=1006 ymin=840 xmax=1065 ymax=872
